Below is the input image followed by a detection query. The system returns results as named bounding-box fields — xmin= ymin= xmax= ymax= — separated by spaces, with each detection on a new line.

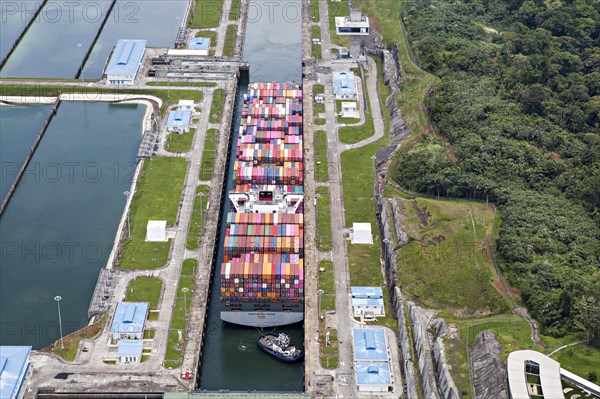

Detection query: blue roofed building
xmin=190 ymin=37 xmax=210 ymax=50
xmin=355 ymin=362 xmax=392 ymax=392
xmin=167 ymin=109 xmax=193 ymax=133
xmin=116 ymin=340 xmax=143 ymax=364
xmin=352 ymin=328 xmax=388 ymax=362
xmin=110 ymin=302 xmax=149 ymax=342
xmin=351 ymin=286 xmax=384 ymax=318
xmin=332 ymin=71 xmax=357 ymax=100
xmin=0 ymin=346 xmax=31 ymax=399
xmin=105 ymin=39 xmax=147 ymax=85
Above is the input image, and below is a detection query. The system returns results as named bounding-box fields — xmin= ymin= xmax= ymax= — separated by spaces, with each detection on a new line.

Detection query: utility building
xmin=0 ymin=346 xmax=31 ymax=399
xmin=110 ymin=302 xmax=149 ymax=342
xmin=335 ymin=9 xmax=369 ymax=59
xmin=351 ymin=286 xmax=384 ymax=318
xmin=146 ymin=220 xmax=167 ymax=242
xmin=355 ymin=362 xmax=393 ymax=392
xmin=188 ymin=37 xmax=211 ymax=56
xmin=116 ymin=340 xmax=143 ymax=364
xmin=351 ymin=223 xmax=373 ymax=244
xmin=332 ymin=71 xmax=357 ymax=100
xmin=341 ymin=101 xmax=359 ymax=118
xmin=167 ymin=109 xmax=193 ymax=133
xmin=352 ymin=328 xmax=389 ymax=362
xmin=105 ymin=39 xmax=147 ymax=85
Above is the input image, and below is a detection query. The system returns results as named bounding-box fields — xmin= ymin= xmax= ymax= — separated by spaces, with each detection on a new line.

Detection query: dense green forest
xmin=393 ymin=0 xmax=600 ymax=343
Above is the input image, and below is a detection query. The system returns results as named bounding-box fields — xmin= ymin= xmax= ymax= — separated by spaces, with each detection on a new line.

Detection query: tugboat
xmin=257 ymin=333 xmax=303 ymax=363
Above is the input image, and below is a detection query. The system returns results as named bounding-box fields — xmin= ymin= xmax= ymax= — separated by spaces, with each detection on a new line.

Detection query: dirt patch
xmin=422 ymin=234 xmax=445 ymax=250
xmin=411 ymin=200 xmax=430 ymax=227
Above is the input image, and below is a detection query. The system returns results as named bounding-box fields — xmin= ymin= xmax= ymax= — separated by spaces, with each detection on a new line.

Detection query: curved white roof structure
xmin=507 ymin=350 xmax=564 ymax=399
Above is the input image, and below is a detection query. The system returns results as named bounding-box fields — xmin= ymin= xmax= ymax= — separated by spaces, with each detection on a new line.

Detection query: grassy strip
xmin=195 ymin=29 xmax=218 ymax=46
xmin=166 ymin=128 xmax=195 ymax=153
xmin=310 ymin=0 xmax=319 ymax=21
xmin=318 ymin=260 xmax=335 ymax=311
xmin=313 ymin=44 xmax=322 ymax=60
xmin=125 ymin=276 xmax=163 ymax=309
xmin=119 ymin=157 xmax=187 ymax=269
xmin=312 ymin=25 xmax=321 ymax=40
xmin=171 ymin=298 xmax=192 ymax=330
xmin=186 ymin=185 xmax=210 ymax=250
xmin=223 ymin=24 xmax=237 ymax=57
xmin=210 ymin=89 xmax=225 ymax=123
xmin=164 ymin=330 xmax=185 ymax=368
xmin=144 ymin=329 xmax=156 ymax=339
xmin=313 ymin=84 xmax=324 ymax=95
xmin=199 ymin=128 xmax=219 ymax=181
xmin=319 ymin=321 xmax=339 ymax=369
xmin=316 ymin=186 xmax=332 ymax=251
xmin=551 ymin=344 xmax=600 ymax=378
xmin=229 ymin=0 xmax=241 ymax=20
xmin=327 ymin=1 xmax=350 ymax=47
xmin=181 ymin=259 xmax=198 ymax=276
xmin=352 ymin=0 xmax=436 ymax=139
xmin=0 ymin=84 xmax=203 ymax=116
xmin=314 ymin=117 xmax=326 ymax=125
xmin=189 ymin=0 xmax=223 ymax=29
xmin=146 ymin=81 xmax=216 ymax=87
xmin=314 ymin=130 xmax=329 ymax=182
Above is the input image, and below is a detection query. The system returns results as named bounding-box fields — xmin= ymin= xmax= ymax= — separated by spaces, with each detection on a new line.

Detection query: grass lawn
xmin=316 ymin=186 xmax=332 ymax=251
xmin=210 ymin=89 xmax=225 ymax=123
xmin=327 ymin=1 xmax=349 ymax=47
xmin=41 ymin=319 xmax=104 ymax=361
xmin=310 ymin=0 xmax=319 ymax=21
xmin=186 ymin=185 xmax=210 ymax=250
xmin=181 ymin=259 xmax=198 ymax=276
xmin=318 ymin=260 xmax=335 ymax=311
xmin=313 ymin=44 xmax=322 ymax=60
xmin=229 ymin=0 xmax=241 ymax=20
xmin=338 ymin=76 xmax=374 ymax=144
xmin=320 ymin=322 xmax=339 ymax=369
xmin=312 ymin=25 xmax=321 ymax=40
xmin=171 ymin=299 xmax=192 ymax=330
xmin=314 ymin=102 xmax=325 ymax=115
xmin=144 ymin=329 xmax=156 ymax=339
xmin=119 ymin=157 xmax=187 ymax=269
xmin=195 ymin=29 xmax=218 ymax=45
xmin=189 ymin=0 xmax=223 ymax=29
xmin=314 ymin=130 xmax=329 ymax=182
xmin=177 ymin=277 xmax=195 ymax=295
xmin=551 ymin=343 xmax=600 ymax=378
xmin=166 ymin=128 xmax=195 ymax=153
xmin=124 ymin=276 xmax=163 ymax=309
xmin=199 ymin=128 xmax=219 ymax=181
xmin=313 ymin=84 xmax=324 ymax=95
xmin=314 ymin=117 xmax=326 ymax=125
xmin=146 ymin=81 xmax=215 ymax=87
xmin=223 ymin=25 xmax=237 ymax=57
xmin=164 ymin=330 xmax=186 ymax=367
xmin=394 ymin=196 xmax=509 ymax=316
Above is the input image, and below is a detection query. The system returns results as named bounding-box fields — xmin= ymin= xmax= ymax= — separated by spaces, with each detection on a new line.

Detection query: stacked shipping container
xmin=220 ymin=83 xmax=304 ymax=321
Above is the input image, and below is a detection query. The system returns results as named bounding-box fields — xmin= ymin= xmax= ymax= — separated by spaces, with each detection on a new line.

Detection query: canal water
xmin=198 ymin=0 xmax=304 ymax=392
xmin=0 ymin=102 xmax=144 ymax=348
xmin=1 ymin=0 xmax=188 ymax=79
xmin=0 ymin=104 xmax=53 ymax=203
xmin=0 ymin=0 xmax=43 ymax=63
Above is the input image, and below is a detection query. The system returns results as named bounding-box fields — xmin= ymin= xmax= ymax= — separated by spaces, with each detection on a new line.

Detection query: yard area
xmin=124 ymin=276 xmax=163 ymax=310
xmin=189 ymin=0 xmax=223 ymax=29
xmin=314 ymin=130 xmax=328 ymax=182
xmin=166 ymin=128 xmax=195 ymax=153
xmin=199 ymin=128 xmax=218 ymax=181
xmin=223 ymin=25 xmax=237 ymax=57
xmin=316 ymin=186 xmax=332 ymax=251
xmin=118 ymin=157 xmax=187 ymax=270
xmin=210 ymin=89 xmax=226 ymax=123
xmin=186 ymin=185 xmax=210 ymax=250
xmin=327 ymin=0 xmax=349 ymax=47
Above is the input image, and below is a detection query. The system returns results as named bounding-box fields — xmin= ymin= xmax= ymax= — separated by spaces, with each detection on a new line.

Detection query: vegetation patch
xmin=124 ymin=276 xmax=163 ymax=310
xmin=229 ymin=0 xmax=241 ymax=20
xmin=164 ymin=330 xmax=185 ymax=368
xmin=314 ymin=130 xmax=329 ymax=182
xmin=319 ymin=322 xmax=339 ymax=369
xmin=199 ymin=128 xmax=219 ymax=181
xmin=146 ymin=81 xmax=216 ymax=87
xmin=551 ymin=343 xmax=600 ymax=379
xmin=316 ymin=186 xmax=332 ymax=251
xmin=318 ymin=260 xmax=335 ymax=311
xmin=327 ymin=1 xmax=349 ymax=47
xmin=189 ymin=0 xmax=223 ymax=29
xmin=181 ymin=259 xmax=198 ymax=276
xmin=186 ymin=185 xmax=210 ymax=250
xmin=210 ymin=89 xmax=226 ymax=123
xmin=41 ymin=318 xmax=104 ymax=362
xmin=223 ymin=25 xmax=237 ymax=57
xmin=119 ymin=157 xmax=187 ymax=269
xmin=166 ymin=128 xmax=195 ymax=153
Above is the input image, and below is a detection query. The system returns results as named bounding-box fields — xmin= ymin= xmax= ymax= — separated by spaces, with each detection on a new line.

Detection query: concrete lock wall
xmin=471 ymin=331 xmax=508 ymax=399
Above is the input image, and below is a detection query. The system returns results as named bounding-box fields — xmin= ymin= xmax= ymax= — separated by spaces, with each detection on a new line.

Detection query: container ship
xmin=220 ymin=82 xmax=304 ymax=327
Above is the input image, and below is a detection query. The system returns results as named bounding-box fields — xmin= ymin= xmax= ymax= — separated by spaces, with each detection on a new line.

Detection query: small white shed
xmin=146 ymin=220 xmax=167 ymax=242
xmin=178 ymin=100 xmax=195 ymax=111
xmin=341 ymin=101 xmax=359 ymax=118
xmin=352 ymin=223 xmax=373 ymax=244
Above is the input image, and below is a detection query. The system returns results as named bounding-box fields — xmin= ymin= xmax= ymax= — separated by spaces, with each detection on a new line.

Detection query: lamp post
xmin=54 ymin=296 xmax=64 ymax=349
xmin=182 ymin=287 xmax=189 ymax=335
xmin=197 ymin=192 xmax=205 ymax=230
xmin=370 ymin=155 xmax=376 ymax=199
xmin=123 ymin=191 xmax=131 ymax=238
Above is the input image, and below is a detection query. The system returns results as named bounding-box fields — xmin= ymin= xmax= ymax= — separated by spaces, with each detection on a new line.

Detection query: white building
xmin=351 ymin=286 xmax=384 ymax=317
xmin=116 ymin=340 xmax=143 ymax=364
xmin=146 ymin=220 xmax=167 ymax=242
xmin=105 ymin=39 xmax=147 ymax=85
xmin=178 ymin=100 xmax=195 ymax=111
xmin=507 ymin=350 xmax=565 ymax=399
xmin=351 ymin=223 xmax=373 ymax=244
xmin=341 ymin=101 xmax=359 ymax=118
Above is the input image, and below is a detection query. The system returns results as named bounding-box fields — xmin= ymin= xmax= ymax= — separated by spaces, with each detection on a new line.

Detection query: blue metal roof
xmin=105 ymin=39 xmax=147 ymax=76
xmin=351 ymin=286 xmax=384 ymax=307
xmin=353 ymin=328 xmax=388 ymax=361
xmin=117 ymin=340 xmax=143 ymax=357
xmin=190 ymin=37 xmax=211 ymax=50
xmin=0 ymin=346 xmax=31 ymax=399
xmin=110 ymin=302 xmax=149 ymax=334
xmin=333 ymin=71 xmax=356 ymax=96
xmin=167 ymin=110 xmax=193 ymax=129
xmin=355 ymin=362 xmax=392 ymax=386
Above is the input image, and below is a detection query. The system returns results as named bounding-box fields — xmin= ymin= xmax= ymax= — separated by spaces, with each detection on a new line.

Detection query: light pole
xmin=371 ymin=155 xmax=376 ymax=199
xmin=182 ymin=287 xmax=189 ymax=336
xmin=54 ymin=296 xmax=64 ymax=349
xmin=197 ymin=192 xmax=205 ymax=230
xmin=124 ymin=191 xmax=131 ymax=238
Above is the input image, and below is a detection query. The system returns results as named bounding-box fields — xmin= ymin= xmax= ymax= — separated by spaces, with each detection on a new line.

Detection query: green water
xmin=0 ymin=101 xmax=144 ymax=348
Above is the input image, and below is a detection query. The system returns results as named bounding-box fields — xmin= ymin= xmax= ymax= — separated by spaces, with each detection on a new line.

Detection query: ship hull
xmin=221 ymin=310 xmax=303 ymax=327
